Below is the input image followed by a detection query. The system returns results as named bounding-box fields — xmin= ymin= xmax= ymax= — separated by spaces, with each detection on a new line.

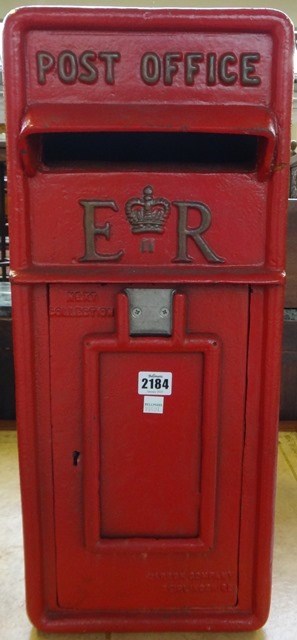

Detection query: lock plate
xmin=125 ymin=288 xmax=175 ymax=335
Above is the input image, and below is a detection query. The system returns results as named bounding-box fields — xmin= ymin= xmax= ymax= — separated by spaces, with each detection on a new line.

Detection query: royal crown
xmin=125 ymin=185 xmax=170 ymax=234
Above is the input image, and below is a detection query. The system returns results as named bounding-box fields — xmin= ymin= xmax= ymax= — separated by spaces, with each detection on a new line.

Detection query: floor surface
xmin=0 ymin=430 xmax=296 ymax=640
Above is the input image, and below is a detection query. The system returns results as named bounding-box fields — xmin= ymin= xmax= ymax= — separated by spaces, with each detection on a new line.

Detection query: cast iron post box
xmin=4 ymin=6 xmax=294 ymax=633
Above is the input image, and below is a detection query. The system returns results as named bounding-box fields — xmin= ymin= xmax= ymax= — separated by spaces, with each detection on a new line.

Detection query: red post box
xmin=3 ymin=7 xmax=294 ymax=633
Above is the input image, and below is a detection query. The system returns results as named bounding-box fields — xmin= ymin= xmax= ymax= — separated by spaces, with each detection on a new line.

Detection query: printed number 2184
xmin=138 ymin=371 xmax=172 ymax=396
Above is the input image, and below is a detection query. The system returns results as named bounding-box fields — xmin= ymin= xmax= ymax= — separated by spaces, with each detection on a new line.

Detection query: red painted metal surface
xmin=3 ymin=6 xmax=294 ymax=632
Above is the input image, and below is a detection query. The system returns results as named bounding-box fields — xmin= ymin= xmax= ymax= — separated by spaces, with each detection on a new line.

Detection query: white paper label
xmin=143 ymin=396 xmax=164 ymax=414
xmin=138 ymin=371 xmax=172 ymax=396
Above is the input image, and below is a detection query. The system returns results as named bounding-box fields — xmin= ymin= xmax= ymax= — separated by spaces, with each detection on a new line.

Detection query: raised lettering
xmin=98 ymin=52 xmax=121 ymax=84
xmin=58 ymin=50 xmax=78 ymax=84
xmin=141 ymin=238 xmax=155 ymax=253
xmin=241 ymin=53 xmax=261 ymax=86
xmin=218 ymin=53 xmax=238 ymax=85
xmin=140 ymin=53 xmax=161 ymax=85
xmin=206 ymin=52 xmax=217 ymax=85
xmin=164 ymin=52 xmax=182 ymax=85
xmin=172 ymin=201 xmax=225 ymax=264
xmin=78 ymin=200 xmax=124 ymax=262
xmin=36 ymin=51 xmax=55 ymax=84
xmin=78 ymin=51 xmax=98 ymax=84
xmin=185 ymin=53 xmax=204 ymax=85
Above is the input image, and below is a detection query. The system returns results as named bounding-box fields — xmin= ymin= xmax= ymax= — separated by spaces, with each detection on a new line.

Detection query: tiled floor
xmin=0 ymin=430 xmax=296 ymax=640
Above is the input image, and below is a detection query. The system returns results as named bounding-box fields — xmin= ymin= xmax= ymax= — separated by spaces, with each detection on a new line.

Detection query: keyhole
xmin=72 ymin=451 xmax=80 ymax=466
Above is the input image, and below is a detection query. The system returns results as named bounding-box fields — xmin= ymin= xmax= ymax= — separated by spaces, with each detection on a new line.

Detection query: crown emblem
xmin=125 ymin=185 xmax=170 ymax=234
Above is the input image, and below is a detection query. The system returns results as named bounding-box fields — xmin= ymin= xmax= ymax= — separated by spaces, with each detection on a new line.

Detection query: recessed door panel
xmin=99 ymin=352 xmax=203 ymax=538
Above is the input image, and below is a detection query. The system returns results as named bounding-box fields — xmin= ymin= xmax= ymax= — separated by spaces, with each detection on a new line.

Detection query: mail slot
xmin=4 ymin=6 xmax=294 ymax=633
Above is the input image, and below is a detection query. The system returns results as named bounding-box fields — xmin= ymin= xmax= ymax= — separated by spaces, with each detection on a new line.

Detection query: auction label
xmin=143 ymin=396 xmax=164 ymax=414
xmin=138 ymin=372 xmax=172 ymax=396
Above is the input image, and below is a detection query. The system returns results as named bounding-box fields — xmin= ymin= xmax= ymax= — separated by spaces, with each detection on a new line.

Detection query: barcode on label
xmin=143 ymin=396 xmax=164 ymax=414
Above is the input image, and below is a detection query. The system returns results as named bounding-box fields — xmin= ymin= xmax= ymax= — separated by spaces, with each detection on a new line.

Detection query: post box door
xmin=50 ymin=282 xmax=248 ymax=611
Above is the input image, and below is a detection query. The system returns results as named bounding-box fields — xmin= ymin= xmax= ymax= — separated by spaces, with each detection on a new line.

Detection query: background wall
xmin=0 ymin=1 xmax=296 ymax=424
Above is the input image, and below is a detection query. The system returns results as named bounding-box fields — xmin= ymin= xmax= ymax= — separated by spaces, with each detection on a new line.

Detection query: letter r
xmin=172 ymin=201 xmax=225 ymax=263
